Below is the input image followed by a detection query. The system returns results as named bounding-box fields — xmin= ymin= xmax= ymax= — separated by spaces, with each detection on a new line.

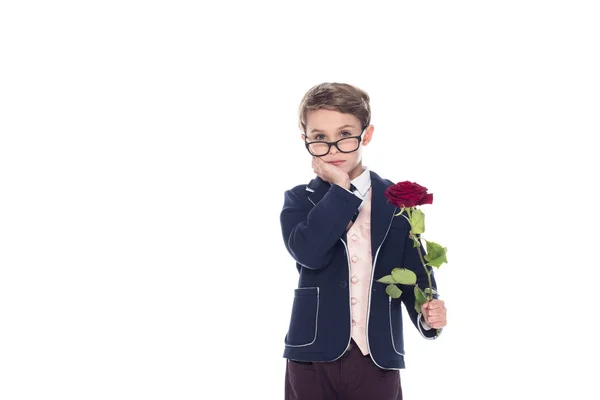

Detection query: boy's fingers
xmin=427 ymin=300 xmax=443 ymax=310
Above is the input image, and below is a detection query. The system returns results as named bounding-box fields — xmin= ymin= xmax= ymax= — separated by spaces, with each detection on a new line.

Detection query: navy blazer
xmin=279 ymin=170 xmax=440 ymax=370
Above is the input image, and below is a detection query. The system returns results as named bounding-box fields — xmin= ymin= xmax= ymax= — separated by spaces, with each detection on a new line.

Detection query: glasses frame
xmin=304 ymin=128 xmax=366 ymax=157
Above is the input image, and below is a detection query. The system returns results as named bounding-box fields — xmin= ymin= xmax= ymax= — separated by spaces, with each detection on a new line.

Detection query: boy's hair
xmin=298 ymin=82 xmax=371 ymax=132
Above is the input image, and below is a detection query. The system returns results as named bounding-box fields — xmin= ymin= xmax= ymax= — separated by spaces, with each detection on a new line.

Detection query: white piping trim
xmin=365 ymin=207 xmax=397 ymax=370
xmin=305 ymin=187 xmax=315 ymax=193
xmin=330 ymin=237 xmax=353 ymax=361
xmin=307 ymin=196 xmax=353 ymax=360
xmin=388 ymin=296 xmax=405 ymax=355
xmin=417 ymin=312 xmax=441 ymax=340
xmin=284 ymin=287 xmax=320 ymax=347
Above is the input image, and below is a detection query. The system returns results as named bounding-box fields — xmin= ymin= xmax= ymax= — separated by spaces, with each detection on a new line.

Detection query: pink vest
xmin=346 ymin=189 xmax=373 ymax=355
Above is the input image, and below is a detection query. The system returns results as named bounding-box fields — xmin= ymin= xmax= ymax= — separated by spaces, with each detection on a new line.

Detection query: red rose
xmin=384 ymin=181 xmax=433 ymax=208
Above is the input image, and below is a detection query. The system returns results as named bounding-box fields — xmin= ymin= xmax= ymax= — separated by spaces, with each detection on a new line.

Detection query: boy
xmin=279 ymin=82 xmax=447 ymax=399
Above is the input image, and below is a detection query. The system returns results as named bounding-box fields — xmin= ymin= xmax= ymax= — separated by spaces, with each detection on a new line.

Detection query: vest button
xmin=340 ymin=281 xmax=347 ymax=288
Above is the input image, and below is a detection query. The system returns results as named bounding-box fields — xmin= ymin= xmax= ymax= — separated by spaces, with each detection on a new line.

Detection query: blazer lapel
xmin=369 ymin=171 xmax=397 ymax=260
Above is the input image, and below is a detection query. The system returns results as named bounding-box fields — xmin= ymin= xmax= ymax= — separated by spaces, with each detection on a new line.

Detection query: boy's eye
xmin=312 ymin=131 xmax=352 ymax=141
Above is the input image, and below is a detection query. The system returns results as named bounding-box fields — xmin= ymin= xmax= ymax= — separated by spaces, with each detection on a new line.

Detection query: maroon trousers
xmin=285 ymin=340 xmax=402 ymax=400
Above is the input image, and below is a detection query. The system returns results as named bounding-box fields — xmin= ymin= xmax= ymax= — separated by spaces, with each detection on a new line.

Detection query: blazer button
xmin=340 ymin=281 xmax=347 ymax=288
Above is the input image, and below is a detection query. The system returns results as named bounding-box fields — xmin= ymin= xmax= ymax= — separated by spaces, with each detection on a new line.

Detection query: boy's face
xmin=302 ymin=109 xmax=373 ymax=179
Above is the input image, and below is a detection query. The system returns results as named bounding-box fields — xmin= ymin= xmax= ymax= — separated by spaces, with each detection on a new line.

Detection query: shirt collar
xmin=351 ymin=167 xmax=371 ymax=197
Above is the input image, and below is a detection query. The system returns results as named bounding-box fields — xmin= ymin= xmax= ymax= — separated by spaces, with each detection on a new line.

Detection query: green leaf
xmin=385 ymin=284 xmax=403 ymax=298
xmin=391 ymin=268 xmax=417 ymax=285
xmin=414 ymin=285 xmax=427 ymax=304
xmin=413 ymin=237 xmax=420 ymax=248
xmin=376 ymin=274 xmax=395 ymax=284
xmin=414 ymin=302 xmax=422 ymax=314
xmin=423 ymin=240 xmax=448 ymax=268
xmin=414 ymin=285 xmax=427 ymax=313
xmin=424 ymin=287 xmax=438 ymax=295
xmin=409 ymin=209 xmax=425 ymax=235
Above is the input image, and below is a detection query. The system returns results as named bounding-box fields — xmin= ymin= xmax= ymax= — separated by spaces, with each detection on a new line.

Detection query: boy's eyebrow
xmin=310 ymin=124 xmax=357 ymax=134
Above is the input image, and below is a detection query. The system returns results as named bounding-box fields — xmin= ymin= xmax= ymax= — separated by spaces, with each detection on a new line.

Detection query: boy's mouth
xmin=327 ymin=160 xmax=345 ymax=166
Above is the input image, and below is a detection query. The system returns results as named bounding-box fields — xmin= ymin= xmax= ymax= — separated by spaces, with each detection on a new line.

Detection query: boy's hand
xmin=421 ymin=299 xmax=447 ymax=329
xmin=312 ymin=157 xmax=350 ymax=189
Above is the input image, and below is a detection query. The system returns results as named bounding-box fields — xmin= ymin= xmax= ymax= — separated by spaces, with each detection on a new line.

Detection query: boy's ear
xmin=362 ymin=125 xmax=375 ymax=146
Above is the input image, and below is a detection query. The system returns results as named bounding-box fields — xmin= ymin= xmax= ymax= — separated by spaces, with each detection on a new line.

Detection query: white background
xmin=1 ymin=1 xmax=599 ymax=399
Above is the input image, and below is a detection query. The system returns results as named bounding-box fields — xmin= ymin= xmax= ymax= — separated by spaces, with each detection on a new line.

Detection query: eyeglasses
xmin=304 ymin=129 xmax=365 ymax=157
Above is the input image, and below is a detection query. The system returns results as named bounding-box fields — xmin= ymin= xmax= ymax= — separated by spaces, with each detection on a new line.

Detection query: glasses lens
xmin=307 ymin=142 xmax=330 ymax=156
xmin=337 ymin=137 xmax=360 ymax=153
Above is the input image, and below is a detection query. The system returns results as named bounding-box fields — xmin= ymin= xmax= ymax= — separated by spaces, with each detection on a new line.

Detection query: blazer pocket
xmin=284 ymin=287 xmax=319 ymax=347
xmin=388 ymin=297 xmax=405 ymax=355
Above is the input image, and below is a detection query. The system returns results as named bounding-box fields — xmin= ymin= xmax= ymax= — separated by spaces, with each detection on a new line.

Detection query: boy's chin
xmin=344 ymin=161 xmax=360 ymax=171
xmin=340 ymin=165 xmax=353 ymax=173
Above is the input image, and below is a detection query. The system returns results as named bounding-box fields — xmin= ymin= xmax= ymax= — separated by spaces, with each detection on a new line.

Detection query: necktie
xmin=349 ymin=183 xmax=359 ymax=222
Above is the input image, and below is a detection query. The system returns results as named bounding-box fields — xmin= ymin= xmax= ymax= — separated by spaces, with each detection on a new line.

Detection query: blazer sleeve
xmin=280 ymin=183 xmax=363 ymax=270
xmin=400 ymin=227 xmax=443 ymax=339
